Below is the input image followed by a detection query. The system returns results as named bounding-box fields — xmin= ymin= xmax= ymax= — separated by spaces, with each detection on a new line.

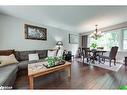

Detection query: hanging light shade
xmin=90 ymin=25 xmax=103 ymax=40
xmin=56 ymin=41 xmax=63 ymax=46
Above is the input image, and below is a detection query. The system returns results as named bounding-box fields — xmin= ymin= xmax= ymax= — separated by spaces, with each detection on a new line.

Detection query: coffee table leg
xmin=67 ymin=66 xmax=71 ymax=80
xmin=29 ymin=76 xmax=34 ymax=89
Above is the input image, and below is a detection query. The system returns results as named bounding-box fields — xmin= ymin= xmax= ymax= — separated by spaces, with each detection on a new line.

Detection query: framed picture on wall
xmin=25 ymin=24 xmax=47 ymax=40
xmin=69 ymin=34 xmax=79 ymax=44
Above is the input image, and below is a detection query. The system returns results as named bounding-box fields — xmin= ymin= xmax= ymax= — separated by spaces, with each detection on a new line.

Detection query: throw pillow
xmin=0 ymin=54 xmax=18 ymax=67
xmin=28 ymin=53 xmax=39 ymax=61
xmin=48 ymin=50 xmax=57 ymax=57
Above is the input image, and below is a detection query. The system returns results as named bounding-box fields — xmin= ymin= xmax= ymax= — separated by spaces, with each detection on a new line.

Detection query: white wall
xmin=0 ymin=14 xmax=79 ymax=55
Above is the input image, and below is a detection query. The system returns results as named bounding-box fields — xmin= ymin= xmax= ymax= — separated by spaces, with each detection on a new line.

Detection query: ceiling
xmin=0 ymin=6 xmax=127 ymax=33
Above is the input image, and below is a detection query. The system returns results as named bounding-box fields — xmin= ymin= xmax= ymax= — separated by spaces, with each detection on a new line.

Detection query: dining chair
xmin=97 ymin=47 xmax=104 ymax=50
xmin=82 ymin=48 xmax=92 ymax=63
xmin=77 ymin=47 xmax=82 ymax=58
xmin=96 ymin=47 xmax=104 ymax=56
xmin=99 ymin=46 xmax=118 ymax=67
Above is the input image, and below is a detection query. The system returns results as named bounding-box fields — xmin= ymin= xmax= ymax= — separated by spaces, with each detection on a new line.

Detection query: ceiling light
xmin=90 ymin=25 xmax=103 ymax=40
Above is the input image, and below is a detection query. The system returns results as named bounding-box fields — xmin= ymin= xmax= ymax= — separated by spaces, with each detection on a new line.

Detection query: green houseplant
xmin=90 ymin=43 xmax=97 ymax=49
xmin=45 ymin=56 xmax=65 ymax=67
xmin=45 ymin=57 xmax=55 ymax=67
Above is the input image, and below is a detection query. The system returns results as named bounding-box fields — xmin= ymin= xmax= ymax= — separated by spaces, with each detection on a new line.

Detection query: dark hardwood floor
xmin=14 ymin=59 xmax=127 ymax=89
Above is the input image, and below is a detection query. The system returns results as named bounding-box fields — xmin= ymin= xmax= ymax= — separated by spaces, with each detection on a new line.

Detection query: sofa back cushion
xmin=0 ymin=50 xmax=15 ymax=56
xmin=35 ymin=50 xmax=47 ymax=59
xmin=15 ymin=50 xmax=48 ymax=61
xmin=15 ymin=50 xmax=36 ymax=61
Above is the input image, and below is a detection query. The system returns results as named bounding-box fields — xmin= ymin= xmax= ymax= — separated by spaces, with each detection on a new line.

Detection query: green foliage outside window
xmin=90 ymin=43 xmax=97 ymax=49
xmin=89 ymin=31 xmax=119 ymax=50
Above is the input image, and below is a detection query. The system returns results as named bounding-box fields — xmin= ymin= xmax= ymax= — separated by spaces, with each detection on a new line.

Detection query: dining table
xmin=86 ymin=49 xmax=107 ymax=63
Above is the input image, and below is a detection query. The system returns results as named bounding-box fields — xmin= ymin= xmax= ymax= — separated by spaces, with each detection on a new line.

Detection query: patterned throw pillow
xmin=48 ymin=50 xmax=57 ymax=57
xmin=28 ymin=53 xmax=39 ymax=61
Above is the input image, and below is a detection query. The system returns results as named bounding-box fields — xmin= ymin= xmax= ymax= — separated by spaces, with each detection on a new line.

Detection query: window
xmin=123 ymin=29 xmax=127 ymax=50
xmin=88 ymin=30 xmax=119 ymax=51
xmin=88 ymin=28 xmax=127 ymax=51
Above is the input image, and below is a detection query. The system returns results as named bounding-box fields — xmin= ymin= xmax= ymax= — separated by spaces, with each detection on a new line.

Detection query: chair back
xmin=82 ymin=48 xmax=90 ymax=57
xmin=78 ymin=47 xmax=82 ymax=55
xmin=109 ymin=46 xmax=118 ymax=59
xmin=97 ymin=47 xmax=104 ymax=50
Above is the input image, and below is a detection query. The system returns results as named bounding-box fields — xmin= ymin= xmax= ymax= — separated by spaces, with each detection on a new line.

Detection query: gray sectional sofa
xmin=0 ymin=49 xmax=48 ymax=89
xmin=15 ymin=50 xmax=48 ymax=70
xmin=0 ymin=64 xmax=18 ymax=88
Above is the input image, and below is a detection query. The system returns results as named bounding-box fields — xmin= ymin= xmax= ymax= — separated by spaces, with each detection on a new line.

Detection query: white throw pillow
xmin=57 ymin=49 xmax=64 ymax=57
xmin=48 ymin=50 xmax=57 ymax=57
xmin=0 ymin=54 xmax=18 ymax=67
xmin=28 ymin=53 xmax=39 ymax=61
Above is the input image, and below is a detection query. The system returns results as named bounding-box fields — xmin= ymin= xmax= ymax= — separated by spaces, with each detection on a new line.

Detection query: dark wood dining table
xmin=87 ymin=49 xmax=107 ymax=63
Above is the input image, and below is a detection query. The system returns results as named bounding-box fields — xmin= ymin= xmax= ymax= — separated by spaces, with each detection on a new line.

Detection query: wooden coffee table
xmin=28 ymin=61 xmax=71 ymax=89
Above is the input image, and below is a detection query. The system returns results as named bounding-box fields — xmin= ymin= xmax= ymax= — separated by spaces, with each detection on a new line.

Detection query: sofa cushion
xmin=15 ymin=50 xmax=36 ymax=61
xmin=0 ymin=64 xmax=18 ymax=86
xmin=18 ymin=60 xmax=36 ymax=69
xmin=35 ymin=50 xmax=47 ymax=59
xmin=18 ymin=59 xmax=45 ymax=70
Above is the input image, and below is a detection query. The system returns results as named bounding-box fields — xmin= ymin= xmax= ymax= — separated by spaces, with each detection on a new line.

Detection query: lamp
xmin=56 ymin=41 xmax=63 ymax=49
xmin=90 ymin=25 xmax=103 ymax=40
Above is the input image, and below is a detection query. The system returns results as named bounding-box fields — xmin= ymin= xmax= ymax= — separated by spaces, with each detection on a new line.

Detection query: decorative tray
xmin=43 ymin=61 xmax=65 ymax=68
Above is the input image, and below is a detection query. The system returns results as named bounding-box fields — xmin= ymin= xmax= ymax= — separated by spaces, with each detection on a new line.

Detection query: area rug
xmin=76 ymin=58 xmax=123 ymax=72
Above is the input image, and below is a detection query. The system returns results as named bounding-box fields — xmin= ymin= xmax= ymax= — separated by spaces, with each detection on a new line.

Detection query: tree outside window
xmin=88 ymin=31 xmax=119 ymax=50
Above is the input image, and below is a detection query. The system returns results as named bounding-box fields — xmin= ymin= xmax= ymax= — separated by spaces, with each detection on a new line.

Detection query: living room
xmin=0 ymin=6 xmax=79 ymax=89
xmin=0 ymin=4 xmax=127 ymax=93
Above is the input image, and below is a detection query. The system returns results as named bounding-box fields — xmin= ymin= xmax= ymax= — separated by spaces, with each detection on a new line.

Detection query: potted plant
xmin=90 ymin=43 xmax=97 ymax=52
